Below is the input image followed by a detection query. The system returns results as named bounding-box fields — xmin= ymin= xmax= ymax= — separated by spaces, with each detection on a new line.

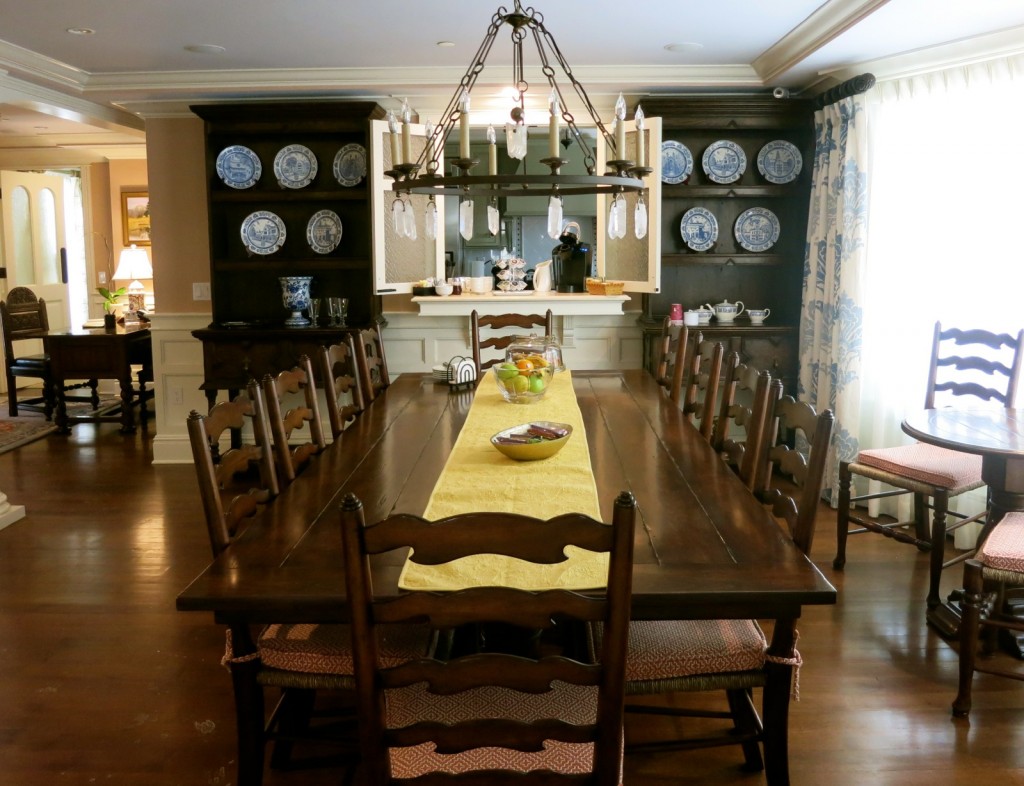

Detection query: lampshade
xmin=113 ymin=244 xmax=153 ymax=316
xmin=113 ymin=244 xmax=153 ymax=283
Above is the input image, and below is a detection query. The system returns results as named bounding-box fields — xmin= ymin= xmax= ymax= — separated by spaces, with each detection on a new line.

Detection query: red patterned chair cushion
xmin=259 ymin=623 xmax=431 ymax=674
xmin=857 ymin=443 xmax=982 ymax=492
xmin=385 ymin=682 xmax=618 ymax=780
xmin=594 ymin=619 xmax=766 ymax=682
xmin=979 ymin=512 xmax=1024 ymax=573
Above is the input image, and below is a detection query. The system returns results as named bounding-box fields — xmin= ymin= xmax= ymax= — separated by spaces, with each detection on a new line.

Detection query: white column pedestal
xmin=0 ymin=489 xmax=26 ymax=532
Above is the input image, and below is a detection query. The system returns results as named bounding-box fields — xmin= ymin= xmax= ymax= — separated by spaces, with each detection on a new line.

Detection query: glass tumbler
xmin=308 ymin=298 xmax=322 ymax=326
xmin=328 ymin=297 xmax=349 ymax=327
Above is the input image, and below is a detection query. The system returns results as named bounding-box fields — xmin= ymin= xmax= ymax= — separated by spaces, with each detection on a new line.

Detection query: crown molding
xmin=0 ymin=72 xmax=144 ymax=133
xmin=754 ymin=0 xmax=891 ymax=84
xmin=821 ymin=24 xmax=1024 ymax=85
xmin=0 ymin=39 xmax=89 ymax=91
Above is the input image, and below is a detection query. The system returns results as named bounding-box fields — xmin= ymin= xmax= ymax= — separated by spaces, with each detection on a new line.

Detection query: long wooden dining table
xmin=176 ymin=369 xmax=836 ymax=783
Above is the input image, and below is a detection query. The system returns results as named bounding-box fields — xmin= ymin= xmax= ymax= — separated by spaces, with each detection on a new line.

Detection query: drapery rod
xmin=813 ymin=73 xmax=876 ymax=109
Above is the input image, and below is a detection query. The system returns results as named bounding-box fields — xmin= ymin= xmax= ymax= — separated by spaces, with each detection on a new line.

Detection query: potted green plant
xmin=97 ymin=285 xmax=126 ymax=329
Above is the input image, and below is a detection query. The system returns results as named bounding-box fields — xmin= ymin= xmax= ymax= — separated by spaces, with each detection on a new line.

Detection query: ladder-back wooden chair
xmin=654 ymin=317 xmax=693 ymax=403
xmin=341 ymin=490 xmax=636 ymax=786
xmin=835 ymin=323 xmax=1024 ymax=610
xmin=682 ymin=338 xmax=725 ymax=442
xmin=261 ymin=355 xmax=327 ymax=485
xmin=715 ymin=365 xmax=781 ymax=492
xmin=1 ymin=286 xmax=98 ymax=418
xmin=597 ymin=397 xmax=833 ymax=782
xmin=470 ymin=309 xmax=554 ymax=375
xmin=354 ymin=323 xmax=391 ymax=404
xmin=319 ymin=335 xmax=366 ymax=440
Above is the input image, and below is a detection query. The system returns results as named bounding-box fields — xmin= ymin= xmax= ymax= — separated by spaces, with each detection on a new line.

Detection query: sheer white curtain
xmin=861 ymin=56 xmax=1024 ymax=532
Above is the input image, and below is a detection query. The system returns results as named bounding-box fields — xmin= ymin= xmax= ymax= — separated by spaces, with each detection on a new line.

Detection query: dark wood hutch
xmin=191 ymin=101 xmax=386 ymax=404
xmin=639 ymin=95 xmax=815 ymax=391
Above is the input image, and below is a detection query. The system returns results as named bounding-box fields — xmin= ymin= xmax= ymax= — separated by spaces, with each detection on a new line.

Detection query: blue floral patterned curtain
xmin=798 ymin=95 xmax=869 ymax=505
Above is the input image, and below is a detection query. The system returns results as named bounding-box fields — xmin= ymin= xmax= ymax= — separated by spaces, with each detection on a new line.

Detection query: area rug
xmin=0 ymin=396 xmax=123 ymax=455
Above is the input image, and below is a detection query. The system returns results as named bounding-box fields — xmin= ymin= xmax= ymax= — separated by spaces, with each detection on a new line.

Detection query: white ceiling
xmin=1 ymin=0 xmax=1023 ymax=162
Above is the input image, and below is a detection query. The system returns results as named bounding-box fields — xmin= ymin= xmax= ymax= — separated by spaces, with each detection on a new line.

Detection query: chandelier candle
xmin=401 ymin=98 xmax=413 ymax=164
xmin=615 ymin=93 xmax=627 ymax=161
xmin=487 ymin=124 xmax=497 ymax=175
xmin=459 ymin=89 xmax=471 ymax=160
xmin=387 ymin=110 xmax=401 ymax=167
xmin=635 ymin=105 xmax=646 ymax=168
xmin=549 ymin=90 xmax=560 ymax=159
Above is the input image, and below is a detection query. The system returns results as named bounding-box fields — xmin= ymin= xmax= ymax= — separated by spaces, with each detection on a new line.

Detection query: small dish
xmin=734 ymin=207 xmax=780 ymax=252
xmin=756 ymin=140 xmax=802 ymax=184
xmin=240 ymin=210 xmax=286 ymax=255
xmin=491 ymin=421 xmax=573 ymax=461
xmin=434 ymin=283 xmax=453 ymax=297
xmin=412 ymin=286 xmax=435 ymax=297
xmin=333 ymin=143 xmax=367 ymax=187
xmin=702 ymin=140 xmax=746 ymax=184
xmin=215 ymin=145 xmax=261 ymax=189
xmin=306 ymin=209 xmax=342 ymax=254
xmin=680 ymin=207 xmax=718 ymax=251
xmin=273 ymin=144 xmax=317 ymax=189
xmin=661 ymin=140 xmax=693 ymax=184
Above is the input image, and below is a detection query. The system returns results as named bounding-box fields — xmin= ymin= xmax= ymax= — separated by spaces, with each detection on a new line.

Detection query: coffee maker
xmin=551 ymin=221 xmax=592 ymax=293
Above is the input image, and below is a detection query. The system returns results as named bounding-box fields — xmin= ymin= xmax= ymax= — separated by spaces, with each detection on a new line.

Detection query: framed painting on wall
xmin=121 ymin=191 xmax=151 ymax=246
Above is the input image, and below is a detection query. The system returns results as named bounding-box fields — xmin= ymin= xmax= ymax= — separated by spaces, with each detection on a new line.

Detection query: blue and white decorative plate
xmin=306 ymin=209 xmax=343 ymax=254
xmin=680 ymin=207 xmax=718 ymax=252
xmin=333 ymin=143 xmax=367 ymax=187
xmin=215 ymin=145 xmax=261 ymax=189
xmin=661 ymin=140 xmax=693 ymax=185
xmin=701 ymin=140 xmax=746 ymax=184
xmin=756 ymin=140 xmax=802 ymax=184
xmin=734 ymin=207 xmax=780 ymax=252
xmin=240 ymin=210 xmax=286 ymax=255
xmin=273 ymin=144 xmax=318 ymax=189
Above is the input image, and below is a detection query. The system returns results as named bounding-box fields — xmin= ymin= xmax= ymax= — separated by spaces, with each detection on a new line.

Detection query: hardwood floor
xmin=2 ymin=419 xmax=1024 ymax=784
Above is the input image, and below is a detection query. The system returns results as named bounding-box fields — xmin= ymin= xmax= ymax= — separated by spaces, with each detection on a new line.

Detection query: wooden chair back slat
xmin=355 ymin=324 xmax=391 ymax=403
xmin=261 ymin=355 xmax=326 ymax=484
xmin=470 ymin=310 xmax=554 ymax=374
xmin=319 ymin=336 xmax=366 ymax=439
xmin=924 ymin=322 xmax=1024 ymax=409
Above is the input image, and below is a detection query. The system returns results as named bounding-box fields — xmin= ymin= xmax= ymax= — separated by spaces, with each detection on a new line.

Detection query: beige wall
xmin=144 ymin=117 xmax=210 ymax=315
xmin=85 ymin=162 xmax=113 ymax=286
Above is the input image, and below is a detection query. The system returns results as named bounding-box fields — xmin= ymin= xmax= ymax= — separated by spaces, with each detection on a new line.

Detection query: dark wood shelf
xmin=662 ymin=184 xmax=795 ymax=198
xmin=210 ymin=188 xmax=368 ymax=203
xmin=662 ymin=253 xmax=788 ymax=266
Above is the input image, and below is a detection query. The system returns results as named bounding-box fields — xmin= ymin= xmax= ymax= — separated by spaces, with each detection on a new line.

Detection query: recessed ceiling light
xmin=436 ymin=41 xmax=455 ymax=48
xmin=66 ymin=27 xmax=95 ymax=36
xmin=664 ymin=42 xmax=703 ymax=53
xmin=185 ymin=44 xmax=226 ymax=55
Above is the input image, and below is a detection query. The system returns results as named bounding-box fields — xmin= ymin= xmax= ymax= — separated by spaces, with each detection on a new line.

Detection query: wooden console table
xmin=43 ymin=325 xmax=153 ymax=433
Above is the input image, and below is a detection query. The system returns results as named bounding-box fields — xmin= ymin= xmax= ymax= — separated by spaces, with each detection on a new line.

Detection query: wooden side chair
xmin=682 ymin=338 xmax=725 ymax=442
xmin=261 ymin=355 xmax=327 ymax=485
xmin=597 ymin=398 xmax=833 ymax=781
xmin=835 ymin=323 xmax=1024 ymax=610
xmin=470 ymin=308 xmax=554 ymax=375
xmin=187 ymin=380 xmax=279 ymax=552
xmin=354 ymin=323 xmax=391 ymax=404
xmin=319 ymin=335 xmax=366 ymax=440
xmin=954 ymin=513 xmax=1024 ymax=718
xmin=716 ymin=367 xmax=781 ymax=492
xmin=189 ymin=383 xmax=431 ymax=782
xmin=340 ymin=489 xmax=636 ymax=786
xmin=654 ymin=317 xmax=692 ymax=403
xmin=1 ymin=286 xmax=98 ymax=418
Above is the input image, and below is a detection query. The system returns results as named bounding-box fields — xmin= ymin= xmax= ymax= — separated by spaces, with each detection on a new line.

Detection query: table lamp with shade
xmin=113 ymin=244 xmax=153 ymax=319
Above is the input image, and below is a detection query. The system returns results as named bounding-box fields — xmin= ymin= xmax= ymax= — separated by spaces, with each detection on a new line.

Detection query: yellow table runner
xmin=398 ymin=370 xmax=609 ymax=591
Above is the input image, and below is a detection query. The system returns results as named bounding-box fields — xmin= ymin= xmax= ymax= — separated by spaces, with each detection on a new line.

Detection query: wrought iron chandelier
xmin=385 ymin=0 xmax=650 ymax=242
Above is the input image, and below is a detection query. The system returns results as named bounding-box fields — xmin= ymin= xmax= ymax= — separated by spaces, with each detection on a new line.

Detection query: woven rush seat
xmin=385 ymin=682 xmax=602 ymax=778
xmin=602 ymin=619 xmax=767 ymax=692
xmin=856 ymin=443 xmax=983 ymax=492
xmin=258 ymin=623 xmax=433 ymax=678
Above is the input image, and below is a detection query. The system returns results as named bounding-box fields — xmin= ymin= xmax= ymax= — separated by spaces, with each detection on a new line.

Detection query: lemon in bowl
xmin=492 ymin=362 xmax=552 ymax=404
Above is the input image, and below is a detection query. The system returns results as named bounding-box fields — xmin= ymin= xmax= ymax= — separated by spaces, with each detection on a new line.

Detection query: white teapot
xmin=713 ymin=299 xmax=744 ymax=323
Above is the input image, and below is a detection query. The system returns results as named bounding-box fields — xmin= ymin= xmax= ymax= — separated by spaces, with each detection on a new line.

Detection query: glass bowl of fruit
xmin=492 ymin=361 xmax=553 ymax=404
